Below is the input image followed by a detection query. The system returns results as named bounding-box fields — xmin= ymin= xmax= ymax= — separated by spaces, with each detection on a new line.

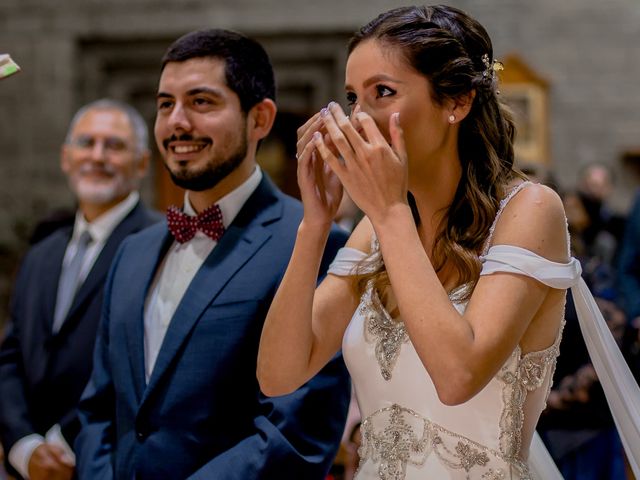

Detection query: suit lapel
xmin=124 ymin=225 xmax=174 ymax=400
xmin=30 ymin=229 xmax=70 ymax=384
xmin=58 ymin=203 xmax=148 ymax=336
xmin=140 ymin=176 xmax=282 ymax=404
xmin=41 ymin=228 xmax=72 ymax=331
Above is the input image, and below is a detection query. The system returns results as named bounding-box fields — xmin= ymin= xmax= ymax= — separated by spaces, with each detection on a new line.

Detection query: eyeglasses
xmin=69 ymin=135 xmax=131 ymax=153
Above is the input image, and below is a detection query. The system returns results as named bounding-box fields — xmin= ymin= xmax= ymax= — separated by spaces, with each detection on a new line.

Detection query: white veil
xmin=529 ymin=277 xmax=640 ymax=479
xmin=572 ymin=277 xmax=640 ymax=476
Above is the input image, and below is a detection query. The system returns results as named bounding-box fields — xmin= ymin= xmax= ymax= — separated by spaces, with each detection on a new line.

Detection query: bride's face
xmin=344 ymin=39 xmax=453 ymax=174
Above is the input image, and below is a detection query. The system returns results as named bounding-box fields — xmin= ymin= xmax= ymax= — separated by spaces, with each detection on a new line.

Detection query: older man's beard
xmin=69 ymin=163 xmax=137 ymax=205
xmin=166 ymin=132 xmax=248 ymax=192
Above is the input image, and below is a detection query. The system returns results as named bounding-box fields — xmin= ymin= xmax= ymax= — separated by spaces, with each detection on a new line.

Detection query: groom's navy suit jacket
xmin=0 ymin=202 xmax=160 ymax=477
xmin=75 ymin=175 xmax=351 ymax=479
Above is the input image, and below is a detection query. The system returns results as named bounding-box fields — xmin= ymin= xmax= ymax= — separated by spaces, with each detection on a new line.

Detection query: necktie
xmin=166 ymin=204 xmax=225 ymax=243
xmin=53 ymin=231 xmax=92 ymax=333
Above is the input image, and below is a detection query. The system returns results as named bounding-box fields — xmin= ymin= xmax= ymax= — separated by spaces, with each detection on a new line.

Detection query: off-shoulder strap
xmin=327 ymin=247 xmax=369 ymax=276
xmin=480 ymin=244 xmax=581 ymax=289
xmin=482 ymin=243 xmax=640 ymax=475
xmin=482 ymin=181 xmax=533 ymax=255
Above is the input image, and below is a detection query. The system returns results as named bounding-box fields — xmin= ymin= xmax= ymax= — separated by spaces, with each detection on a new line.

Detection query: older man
xmin=0 ymin=99 xmax=160 ymax=480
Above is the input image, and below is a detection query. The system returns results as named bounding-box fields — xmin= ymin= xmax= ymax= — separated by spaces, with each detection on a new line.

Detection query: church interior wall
xmin=1 ymin=0 xmax=639 ymax=322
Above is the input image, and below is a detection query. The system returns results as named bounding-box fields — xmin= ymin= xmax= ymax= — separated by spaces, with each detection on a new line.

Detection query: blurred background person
xmin=618 ymin=156 xmax=640 ymax=332
xmin=0 ymin=99 xmax=160 ymax=480
xmin=564 ymin=186 xmax=620 ymax=301
xmin=519 ymin=161 xmax=560 ymax=193
xmin=576 ymin=162 xmax=626 ymax=269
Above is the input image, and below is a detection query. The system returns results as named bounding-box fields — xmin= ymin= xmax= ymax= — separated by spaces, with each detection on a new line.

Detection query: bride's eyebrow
xmin=345 ymin=74 xmax=403 ymax=91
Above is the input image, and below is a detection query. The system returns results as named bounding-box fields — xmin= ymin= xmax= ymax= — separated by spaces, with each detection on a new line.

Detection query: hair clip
xmin=481 ymin=53 xmax=504 ymax=79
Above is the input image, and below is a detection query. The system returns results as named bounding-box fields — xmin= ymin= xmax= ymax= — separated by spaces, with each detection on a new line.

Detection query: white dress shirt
xmin=143 ymin=167 xmax=262 ymax=382
xmin=8 ymin=191 xmax=140 ymax=479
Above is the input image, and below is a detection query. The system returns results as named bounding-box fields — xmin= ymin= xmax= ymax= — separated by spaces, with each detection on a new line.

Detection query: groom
xmin=74 ymin=29 xmax=350 ymax=479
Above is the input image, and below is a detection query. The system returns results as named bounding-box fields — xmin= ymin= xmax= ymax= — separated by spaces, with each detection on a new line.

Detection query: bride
xmin=257 ymin=5 xmax=639 ymax=479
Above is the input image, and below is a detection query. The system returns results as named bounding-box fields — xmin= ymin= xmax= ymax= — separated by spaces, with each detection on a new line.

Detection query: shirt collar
xmin=73 ymin=191 xmax=139 ymax=243
xmin=183 ymin=166 xmax=263 ymax=229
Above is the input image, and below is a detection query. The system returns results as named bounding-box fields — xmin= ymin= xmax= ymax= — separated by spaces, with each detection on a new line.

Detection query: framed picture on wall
xmin=499 ymin=54 xmax=550 ymax=167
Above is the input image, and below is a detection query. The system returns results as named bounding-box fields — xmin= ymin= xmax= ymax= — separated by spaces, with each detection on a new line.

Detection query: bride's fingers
xmin=296 ymin=112 xmax=323 ymax=154
xmin=325 ymin=163 xmax=343 ymax=198
xmin=297 ymin=111 xmax=321 ymax=139
xmin=312 ymin=131 xmax=347 ymax=180
xmin=312 ymin=152 xmax=329 ymax=202
xmin=388 ymin=112 xmax=408 ymax=166
xmin=349 ymin=112 xmax=371 ymax=143
xmin=297 ymin=138 xmax=318 ymax=182
xmin=322 ymin=102 xmax=368 ymax=164
xmin=354 ymin=112 xmax=386 ymax=147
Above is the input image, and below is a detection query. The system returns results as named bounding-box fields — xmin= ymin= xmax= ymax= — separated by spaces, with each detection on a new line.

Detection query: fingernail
xmin=393 ymin=112 xmax=400 ymax=125
xmin=328 ymin=101 xmax=337 ymax=109
xmin=320 ymin=108 xmax=328 ymax=117
xmin=313 ymin=131 xmax=322 ymax=140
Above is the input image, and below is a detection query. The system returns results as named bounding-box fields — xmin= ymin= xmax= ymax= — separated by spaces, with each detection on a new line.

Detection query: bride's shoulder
xmin=508 ymin=182 xmax=563 ymax=212
xmin=492 ymin=183 xmax=568 ymax=262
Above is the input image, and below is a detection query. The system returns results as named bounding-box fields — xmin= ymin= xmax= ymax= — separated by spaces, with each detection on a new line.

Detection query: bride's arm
xmin=257 ymin=111 xmax=369 ymax=397
xmin=374 ymin=185 xmax=569 ymax=404
xmin=257 ymin=219 xmax=371 ymax=396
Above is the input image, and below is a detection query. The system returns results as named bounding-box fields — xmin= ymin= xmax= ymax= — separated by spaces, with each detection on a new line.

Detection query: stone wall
xmin=1 ymin=0 xmax=639 ymax=322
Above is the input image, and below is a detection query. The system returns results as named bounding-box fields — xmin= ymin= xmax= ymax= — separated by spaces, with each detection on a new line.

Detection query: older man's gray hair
xmin=65 ymin=99 xmax=149 ymax=157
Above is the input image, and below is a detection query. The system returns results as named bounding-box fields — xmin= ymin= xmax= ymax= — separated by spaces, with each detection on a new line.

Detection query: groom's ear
xmin=247 ymin=98 xmax=277 ymax=142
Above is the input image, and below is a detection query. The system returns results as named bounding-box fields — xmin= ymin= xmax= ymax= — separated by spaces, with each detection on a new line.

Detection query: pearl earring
xmin=448 ymin=114 xmax=455 ymax=124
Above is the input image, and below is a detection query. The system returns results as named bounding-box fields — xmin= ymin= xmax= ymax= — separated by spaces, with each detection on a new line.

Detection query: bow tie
xmin=166 ymin=204 xmax=225 ymax=243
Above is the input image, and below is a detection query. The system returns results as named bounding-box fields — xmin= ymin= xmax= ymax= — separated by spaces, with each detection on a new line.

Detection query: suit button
xmin=136 ymin=429 xmax=148 ymax=441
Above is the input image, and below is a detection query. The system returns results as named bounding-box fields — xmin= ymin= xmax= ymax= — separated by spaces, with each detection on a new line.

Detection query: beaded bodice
xmin=343 ymin=276 xmax=562 ymax=480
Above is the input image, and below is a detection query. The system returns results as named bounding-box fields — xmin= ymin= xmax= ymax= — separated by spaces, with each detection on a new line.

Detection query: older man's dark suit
xmin=0 ymin=202 xmax=159 ymax=476
xmin=75 ymin=175 xmax=351 ymax=480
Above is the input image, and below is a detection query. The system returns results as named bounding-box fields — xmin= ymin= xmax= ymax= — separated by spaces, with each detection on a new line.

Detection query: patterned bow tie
xmin=166 ymin=204 xmax=225 ymax=243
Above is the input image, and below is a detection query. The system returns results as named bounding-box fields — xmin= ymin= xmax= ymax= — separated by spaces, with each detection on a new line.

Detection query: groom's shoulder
xmin=113 ymin=221 xmax=168 ymax=259
xmin=126 ymin=220 xmax=167 ymax=243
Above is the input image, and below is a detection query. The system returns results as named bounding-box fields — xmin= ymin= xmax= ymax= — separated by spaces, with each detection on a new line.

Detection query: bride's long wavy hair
xmin=350 ymin=5 xmax=520 ymax=299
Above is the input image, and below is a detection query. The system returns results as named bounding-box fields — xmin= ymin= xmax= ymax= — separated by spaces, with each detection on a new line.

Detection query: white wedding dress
xmin=328 ymin=183 xmax=640 ymax=480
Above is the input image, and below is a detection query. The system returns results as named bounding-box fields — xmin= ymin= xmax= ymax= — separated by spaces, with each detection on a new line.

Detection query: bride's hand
xmin=312 ymin=102 xmax=409 ymax=226
xmin=296 ymin=111 xmax=343 ymax=229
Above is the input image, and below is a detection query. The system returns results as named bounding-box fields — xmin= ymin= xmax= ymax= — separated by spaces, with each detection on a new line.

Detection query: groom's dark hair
xmin=161 ymin=29 xmax=276 ymax=114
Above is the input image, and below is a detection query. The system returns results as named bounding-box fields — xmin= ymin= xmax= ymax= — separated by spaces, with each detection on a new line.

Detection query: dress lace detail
xmin=358 ymin=404 xmax=531 ymax=480
xmin=497 ymin=330 xmax=563 ymax=460
xmin=361 ymin=281 xmax=472 ymax=381
xmin=360 ymin=284 xmax=410 ymax=381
